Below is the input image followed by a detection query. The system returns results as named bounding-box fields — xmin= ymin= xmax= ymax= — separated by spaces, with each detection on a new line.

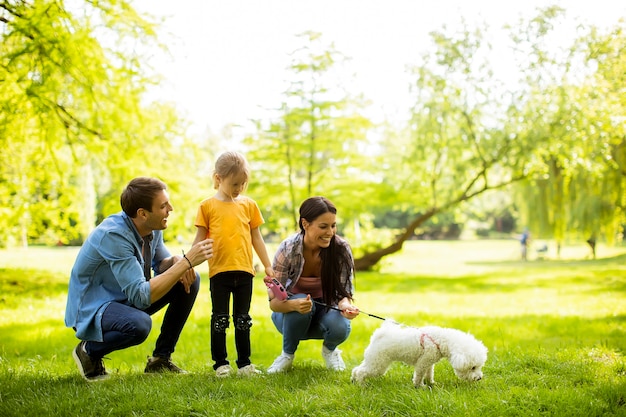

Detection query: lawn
xmin=0 ymin=240 xmax=625 ymax=416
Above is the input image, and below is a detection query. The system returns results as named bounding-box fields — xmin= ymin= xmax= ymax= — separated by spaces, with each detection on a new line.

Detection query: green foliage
xmin=2 ymin=2 xmax=626 ymax=277
xmin=509 ymin=10 xmax=626 ymax=244
xmin=0 ymin=242 xmax=625 ymax=416
xmin=0 ymin=0 xmax=209 ymax=247
xmin=244 ymin=31 xmax=375 ymax=238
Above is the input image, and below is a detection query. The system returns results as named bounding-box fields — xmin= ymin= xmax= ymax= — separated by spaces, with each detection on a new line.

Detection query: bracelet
xmin=181 ymin=250 xmax=193 ymax=269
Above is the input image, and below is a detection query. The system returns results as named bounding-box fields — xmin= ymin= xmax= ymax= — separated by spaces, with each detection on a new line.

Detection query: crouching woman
xmin=267 ymin=196 xmax=360 ymax=373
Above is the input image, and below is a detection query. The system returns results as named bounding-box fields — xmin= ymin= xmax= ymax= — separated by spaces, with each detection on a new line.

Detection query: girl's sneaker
xmin=237 ymin=364 xmax=262 ymax=377
xmin=215 ymin=364 xmax=233 ymax=378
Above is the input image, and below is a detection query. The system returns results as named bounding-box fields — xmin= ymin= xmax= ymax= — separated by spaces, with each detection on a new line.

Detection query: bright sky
xmin=134 ymin=0 xmax=625 ymax=139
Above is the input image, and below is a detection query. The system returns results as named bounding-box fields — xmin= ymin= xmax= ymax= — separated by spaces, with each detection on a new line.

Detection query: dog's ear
xmin=449 ymin=351 xmax=469 ymax=370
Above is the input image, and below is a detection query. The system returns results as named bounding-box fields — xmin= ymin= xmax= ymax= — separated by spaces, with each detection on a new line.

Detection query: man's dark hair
xmin=120 ymin=177 xmax=167 ymax=218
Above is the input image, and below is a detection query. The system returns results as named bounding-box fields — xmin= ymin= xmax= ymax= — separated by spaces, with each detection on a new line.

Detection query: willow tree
xmin=352 ymin=17 xmax=541 ymax=270
xmin=510 ymin=10 xmax=626 ymax=251
xmin=0 ymin=0 xmax=194 ymax=246
xmin=357 ymin=7 xmax=626 ymax=269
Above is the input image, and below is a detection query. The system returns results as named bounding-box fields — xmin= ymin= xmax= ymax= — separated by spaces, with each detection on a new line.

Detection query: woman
xmin=267 ymin=196 xmax=360 ymax=373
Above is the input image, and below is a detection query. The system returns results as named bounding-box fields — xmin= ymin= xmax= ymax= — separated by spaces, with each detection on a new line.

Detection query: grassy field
xmin=0 ymin=240 xmax=625 ymax=416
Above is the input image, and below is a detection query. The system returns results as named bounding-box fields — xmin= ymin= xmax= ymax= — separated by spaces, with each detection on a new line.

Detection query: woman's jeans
xmin=85 ymin=273 xmax=200 ymax=360
xmin=271 ymin=293 xmax=351 ymax=354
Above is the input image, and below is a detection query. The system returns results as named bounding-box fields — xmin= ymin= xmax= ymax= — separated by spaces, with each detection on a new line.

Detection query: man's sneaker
xmin=267 ymin=354 xmax=293 ymax=374
xmin=215 ymin=364 xmax=233 ymax=378
xmin=322 ymin=346 xmax=345 ymax=371
xmin=237 ymin=364 xmax=262 ymax=377
xmin=144 ymin=356 xmax=188 ymax=374
xmin=72 ymin=341 xmax=109 ymax=382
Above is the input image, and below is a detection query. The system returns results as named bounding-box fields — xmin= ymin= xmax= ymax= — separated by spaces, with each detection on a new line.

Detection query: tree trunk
xmin=354 ymin=208 xmax=438 ymax=270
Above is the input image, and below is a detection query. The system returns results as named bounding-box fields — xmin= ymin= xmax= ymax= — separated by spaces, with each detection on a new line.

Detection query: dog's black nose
xmin=476 ymin=375 xmax=482 ymax=381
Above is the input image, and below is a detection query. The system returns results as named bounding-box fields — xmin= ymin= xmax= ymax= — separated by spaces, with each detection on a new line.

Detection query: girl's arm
xmin=251 ymin=227 xmax=274 ymax=278
xmin=192 ymin=226 xmax=208 ymax=246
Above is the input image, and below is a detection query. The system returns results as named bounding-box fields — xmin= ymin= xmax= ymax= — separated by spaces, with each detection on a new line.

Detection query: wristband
xmin=181 ymin=250 xmax=193 ymax=269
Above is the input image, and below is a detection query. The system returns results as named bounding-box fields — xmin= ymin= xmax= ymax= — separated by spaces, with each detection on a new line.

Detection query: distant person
xmin=65 ymin=177 xmax=213 ymax=381
xmin=267 ymin=196 xmax=360 ymax=374
xmin=586 ymin=235 xmax=597 ymax=259
xmin=520 ymin=228 xmax=530 ymax=261
xmin=193 ymin=151 xmax=274 ymax=377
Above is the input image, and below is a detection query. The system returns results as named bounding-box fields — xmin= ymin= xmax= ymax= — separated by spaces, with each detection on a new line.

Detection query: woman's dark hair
xmin=299 ymin=196 xmax=353 ymax=307
xmin=120 ymin=177 xmax=167 ymax=218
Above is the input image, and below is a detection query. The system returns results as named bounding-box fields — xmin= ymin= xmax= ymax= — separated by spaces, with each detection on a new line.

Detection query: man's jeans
xmin=85 ymin=274 xmax=199 ymax=359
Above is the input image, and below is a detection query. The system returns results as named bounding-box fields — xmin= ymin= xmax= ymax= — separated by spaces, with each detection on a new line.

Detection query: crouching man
xmin=65 ymin=177 xmax=213 ymax=381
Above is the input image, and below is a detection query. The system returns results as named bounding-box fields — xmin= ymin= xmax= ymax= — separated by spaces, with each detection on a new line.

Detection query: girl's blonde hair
xmin=212 ymin=151 xmax=250 ymax=190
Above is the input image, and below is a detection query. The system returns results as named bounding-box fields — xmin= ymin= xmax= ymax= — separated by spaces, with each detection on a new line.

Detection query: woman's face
xmin=303 ymin=212 xmax=336 ymax=249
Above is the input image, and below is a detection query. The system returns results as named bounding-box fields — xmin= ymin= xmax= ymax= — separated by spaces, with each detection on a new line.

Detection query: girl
xmin=193 ymin=151 xmax=274 ymax=377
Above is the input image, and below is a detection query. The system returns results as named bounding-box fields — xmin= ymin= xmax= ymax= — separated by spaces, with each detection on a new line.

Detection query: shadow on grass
xmin=1 ymin=347 xmax=624 ymax=417
xmin=0 ymin=268 xmax=69 ymax=300
xmin=2 ymin=258 xmax=625 ymax=307
xmin=2 ymin=313 xmax=624 ymax=361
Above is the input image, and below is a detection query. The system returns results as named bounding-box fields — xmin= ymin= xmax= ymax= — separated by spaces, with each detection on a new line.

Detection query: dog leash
xmin=266 ymin=277 xmax=391 ymax=322
xmin=309 ymin=298 xmax=388 ymax=321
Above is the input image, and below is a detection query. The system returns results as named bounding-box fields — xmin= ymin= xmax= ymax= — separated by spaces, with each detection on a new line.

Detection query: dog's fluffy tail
xmin=369 ymin=319 xmax=400 ymax=342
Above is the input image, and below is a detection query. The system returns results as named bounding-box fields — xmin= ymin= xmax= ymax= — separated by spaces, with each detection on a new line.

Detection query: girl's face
xmin=218 ymin=171 xmax=247 ymax=200
xmin=302 ymin=212 xmax=337 ymax=249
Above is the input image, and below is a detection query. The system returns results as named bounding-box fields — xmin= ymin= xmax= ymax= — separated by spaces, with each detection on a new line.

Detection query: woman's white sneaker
xmin=322 ymin=346 xmax=345 ymax=371
xmin=267 ymin=354 xmax=293 ymax=374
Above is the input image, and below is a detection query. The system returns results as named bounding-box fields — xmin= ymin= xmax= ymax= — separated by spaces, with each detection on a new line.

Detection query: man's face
xmin=145 ymin=189 xmax=173 ymax=231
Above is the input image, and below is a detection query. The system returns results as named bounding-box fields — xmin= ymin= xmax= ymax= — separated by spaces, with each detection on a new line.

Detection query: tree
xmin=353 ymin=19 xmax=536 ymax=270
xmin=245 ymin=32 xmax=374 ymax=236
xmin=510 ymin=9 xmax=626 ymax=251
xmin=0 ymin=0 xmax=200 ymax=246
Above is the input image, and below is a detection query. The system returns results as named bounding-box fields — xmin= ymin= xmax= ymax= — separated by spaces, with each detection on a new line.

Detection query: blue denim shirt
xmin=272 ymin=232 xmax=354 ymax=306
xmin=64 ymin=212 xmax=170 ymax=341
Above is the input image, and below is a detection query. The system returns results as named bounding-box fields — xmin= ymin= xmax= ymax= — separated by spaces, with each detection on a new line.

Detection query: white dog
xmin=351 ymin=320 xmax=488 ymax=387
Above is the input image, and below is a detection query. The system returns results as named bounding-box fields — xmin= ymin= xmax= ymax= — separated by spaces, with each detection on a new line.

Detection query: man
xmin=65 ymin=177 xmax=213 ymax=381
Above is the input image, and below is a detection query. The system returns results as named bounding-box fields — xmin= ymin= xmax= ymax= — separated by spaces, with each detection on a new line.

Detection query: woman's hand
xmin=338 ymin=297 xmax=360 ymax=320
xmin=293 ymin=294 xmax=313 ymax=314
xmin=268 ymin=293 xmax=313 ymax=314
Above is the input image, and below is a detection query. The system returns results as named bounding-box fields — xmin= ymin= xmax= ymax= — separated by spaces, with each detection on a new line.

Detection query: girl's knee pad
xmin=234 ymin=314 xmax=252 ymax=331
xmin=211 ymin=314 xmax=230 ymax=333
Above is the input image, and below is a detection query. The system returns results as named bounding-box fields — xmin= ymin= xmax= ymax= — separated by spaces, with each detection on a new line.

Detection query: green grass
xmin=0 ymin=241 xmax=625 ymax=416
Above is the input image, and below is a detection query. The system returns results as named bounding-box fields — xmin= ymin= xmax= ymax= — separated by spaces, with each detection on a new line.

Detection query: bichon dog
xmin=351 ymin=320 xmax=488 ymax=387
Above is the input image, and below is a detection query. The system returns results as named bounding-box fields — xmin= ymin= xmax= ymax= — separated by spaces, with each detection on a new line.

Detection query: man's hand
xmin=186 ymin=238 xmax=213 ymax=266
xmin=179 ymin=266 xmax=197 ymax=294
